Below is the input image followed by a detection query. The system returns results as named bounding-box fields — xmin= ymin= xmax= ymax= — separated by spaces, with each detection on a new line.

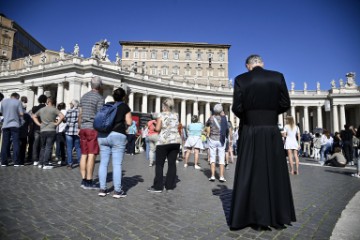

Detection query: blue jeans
xmin=1 ymin=127 xmax=20 ymax=165
xmin=65 ymin=134 xmax=81 ymax=165
xmin=98 ymin=132 xmax=127 ymax=192
xmin=320 ymin=143 xmax=332 ymax=163
xmin=145 ymin=137 xmax=150 ymax=161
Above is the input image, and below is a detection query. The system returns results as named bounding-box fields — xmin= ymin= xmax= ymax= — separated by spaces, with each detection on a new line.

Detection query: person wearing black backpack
xmin=97 ymin=87 xmax=132 ymax=198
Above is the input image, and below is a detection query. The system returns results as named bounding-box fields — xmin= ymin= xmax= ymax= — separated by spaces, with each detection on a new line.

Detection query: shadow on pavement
xmin=325 ymin=168 xmax=357 ymax=176
xmin=212 ymin=184 xmax=232 ymax=226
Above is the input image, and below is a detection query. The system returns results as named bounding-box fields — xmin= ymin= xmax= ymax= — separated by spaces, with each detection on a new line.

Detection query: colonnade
xmin=24 ymin=82 xmax=360 ymax=133
xmin=287 ymin=104 xmax=355 ymax=133
xmin=27 ymin=82 xmax=236 ymax=128
xmin=127 ymin=91 xmax=236 ymax=126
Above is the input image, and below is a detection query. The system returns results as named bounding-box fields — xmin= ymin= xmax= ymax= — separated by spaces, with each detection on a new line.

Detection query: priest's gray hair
xmin=245 ymin=54 xmax=263 ymax=66
xmin=213 ymin=104 xmax=223 ymax=115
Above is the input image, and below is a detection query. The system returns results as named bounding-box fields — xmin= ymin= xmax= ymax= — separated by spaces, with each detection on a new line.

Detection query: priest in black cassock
xmin=230 ymin=54 xmax=296 ymax=231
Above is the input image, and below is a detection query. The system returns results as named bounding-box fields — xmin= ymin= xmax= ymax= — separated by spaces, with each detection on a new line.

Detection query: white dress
xmin=284 ymin=125 xmax=299 ymax=150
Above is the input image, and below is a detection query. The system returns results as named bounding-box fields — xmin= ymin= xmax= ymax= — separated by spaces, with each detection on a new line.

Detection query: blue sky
xmin=1 ymin=0 xmax=359 ymax=90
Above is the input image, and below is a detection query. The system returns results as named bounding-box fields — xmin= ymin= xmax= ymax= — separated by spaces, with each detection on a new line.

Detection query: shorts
xmin=184 ymin=136 xmax=204 ymax=150
xmin=79 ymin=129 xmax=99 ymax=155
xmin=208 ymin=138 xmax=225 ymax=165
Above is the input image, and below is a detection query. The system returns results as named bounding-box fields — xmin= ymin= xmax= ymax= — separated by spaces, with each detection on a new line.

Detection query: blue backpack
xmin=93 ymin=102 xmax=122 ymax=133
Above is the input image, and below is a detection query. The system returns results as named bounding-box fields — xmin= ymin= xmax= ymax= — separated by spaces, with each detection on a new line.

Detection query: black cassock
xmin=230 ymin=66 xmax=296 ymax=230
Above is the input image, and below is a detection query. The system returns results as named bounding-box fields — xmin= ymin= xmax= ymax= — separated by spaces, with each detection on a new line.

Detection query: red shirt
xmin=147 ymin=120 xmax=157 ymax=136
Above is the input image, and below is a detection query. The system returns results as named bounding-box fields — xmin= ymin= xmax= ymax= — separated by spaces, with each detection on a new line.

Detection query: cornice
xmin=119 ymin=41 xmax=231 ymax=49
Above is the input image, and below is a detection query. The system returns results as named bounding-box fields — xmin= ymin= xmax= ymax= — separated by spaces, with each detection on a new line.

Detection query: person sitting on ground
xmin=183 ymin=115 xmax=204 ymax=169
xmin=325 ymin=147 xmax=346 ymax=167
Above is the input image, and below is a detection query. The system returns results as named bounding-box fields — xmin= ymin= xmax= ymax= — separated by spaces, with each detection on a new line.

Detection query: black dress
xmin=230 ymin=66 xmax=296 ymax=230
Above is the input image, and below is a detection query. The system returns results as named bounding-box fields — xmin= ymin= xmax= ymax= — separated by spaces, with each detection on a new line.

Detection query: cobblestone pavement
xmin=0 ymin=153 xmax=359 ymax=240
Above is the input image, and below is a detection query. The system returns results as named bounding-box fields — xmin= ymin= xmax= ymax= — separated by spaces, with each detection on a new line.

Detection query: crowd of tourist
xmin=1 ymin=75 xmax=359 ymax=200
xmin=281 ymin=117 xmax=360 ymax=174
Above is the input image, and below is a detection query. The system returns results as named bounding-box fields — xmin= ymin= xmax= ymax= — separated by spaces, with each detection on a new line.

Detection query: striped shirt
xmin=79 ymin=90 xmax=104 ymax=129
xmin=65 ymin=107 xmax=79 ymax=135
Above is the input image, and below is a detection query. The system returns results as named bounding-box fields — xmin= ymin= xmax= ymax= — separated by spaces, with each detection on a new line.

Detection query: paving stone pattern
xmin=0 ymin=154 xmax=359 ymax=240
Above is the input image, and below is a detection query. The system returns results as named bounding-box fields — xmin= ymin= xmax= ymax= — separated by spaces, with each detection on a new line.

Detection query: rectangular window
xmin=174 ymin=52 xmax=179 ymax=60
xmin=162 ymin=51 xmax=168 ymax=59
xmin=151 ymin=51 xmax=156 ymax=59
xmin=185 ymin=52 xmax=191 ymax=60
xmin=125 ymin=51 xmax=129 ymax=58
xmin=219 ymin=53 xmax=224 ymax=61
xmin=151 ymin=68 xmax=157 ymax=75
xmin=141 ymin=51 xmax=147 ymax=59
xmin=197 ymin=53 xmax=202 ymax=60
xmin=162 ymin=67 xmax=168 ymax=75
xmin=172 ymin=67 xmax=179 ymax=75
xmin=134 ymin=50 xmax=139 ymax=59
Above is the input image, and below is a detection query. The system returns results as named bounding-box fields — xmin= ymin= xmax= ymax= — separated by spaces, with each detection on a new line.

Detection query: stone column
xmin=155 ymin=96 xmax=161 ymax=113
xmin=193 ymin=100 xmax=198 ymax=116
xmin=128 ymin=92 xmax=134 ymax=111
xmin=24 ymin=87 xmax=35 ymax=111
xmin=181 ymin=99 xmax=186 ymax=125
xmin=69 ymin=80 xmax=81 ymax=104
xmin=88 ymin=81 xmax=92 ymax=91
xmin=37 ymin=86 xmax=44 ymax=96
xmin=142 ymin=93 xmax=148 ymax=113
xmin=80 ymin=82 xmax=88 ymax=96
xmin=317 ymin=106 xmax=323 ymax=128
xmin=186 ymin=102 xmax=192 ymax=126
xmin=199 ymin=103 xmax=205 ymax=124
xmin=56 ymin=82 xmax=64 ymax=104
xmin=229 ymin=104 xmax=235 ymax=126
xmin=332 ymin=104 xmax=339 ymax=133
xmin=278 ymin=114 xmax=284 ymax=128
xmin=291 ymin=105 xmax=296 ymax=122
xmin=205 ymin=102 xmax=211 ymax=122
xmin=303 ymin=106 xmax=309 ymax=132
xmin=339 ymin=105 xmax=346 ymax=130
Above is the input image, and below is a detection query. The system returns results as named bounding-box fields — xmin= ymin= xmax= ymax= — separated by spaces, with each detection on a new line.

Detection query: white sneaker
xmin=38 ymin=165 xmax=43 ymax=169
xmin=149 ymin=161 xmax=153 ymax=167
xmin=57 ymin=160 xmax=62 ymax=165
xmin=209 ymin=176 xmax=215 ymax=181
xmin=351 ymin=173 xmax=360 ymax=178
xmin=194 ymin=165 xmax=201 ymax=170
xmin=184 ymin=164 xmax=188 ymax=168
xmin=33 ymin=161 xmax=39 ymax=166
xmin=43 ymin=165 xmax=54 ymax=170
xmin=219 ymin=176 xmax=227 ymax=182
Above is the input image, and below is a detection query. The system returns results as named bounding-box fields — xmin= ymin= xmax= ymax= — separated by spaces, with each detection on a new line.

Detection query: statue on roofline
xmin=73 ymin=44 xmax=80 ymax=57
xmin=91 ymin=39 xmax=110 ymax=61
xmin=331 ymin=79 xmax=336 ymax=88
xmin=345 ymin=72 xmax=356 ymax=88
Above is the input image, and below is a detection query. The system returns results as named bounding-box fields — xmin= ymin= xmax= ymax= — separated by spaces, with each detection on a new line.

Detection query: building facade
xmin=120 ymin=41 xmax=231 ymax=87
xmin=0 ymin=15 xmax=358 ymax=133
xmin=0 ymin=14 xmax=45 ymax=62
xmin=0 ymin=46 xmax=359 ymax=133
